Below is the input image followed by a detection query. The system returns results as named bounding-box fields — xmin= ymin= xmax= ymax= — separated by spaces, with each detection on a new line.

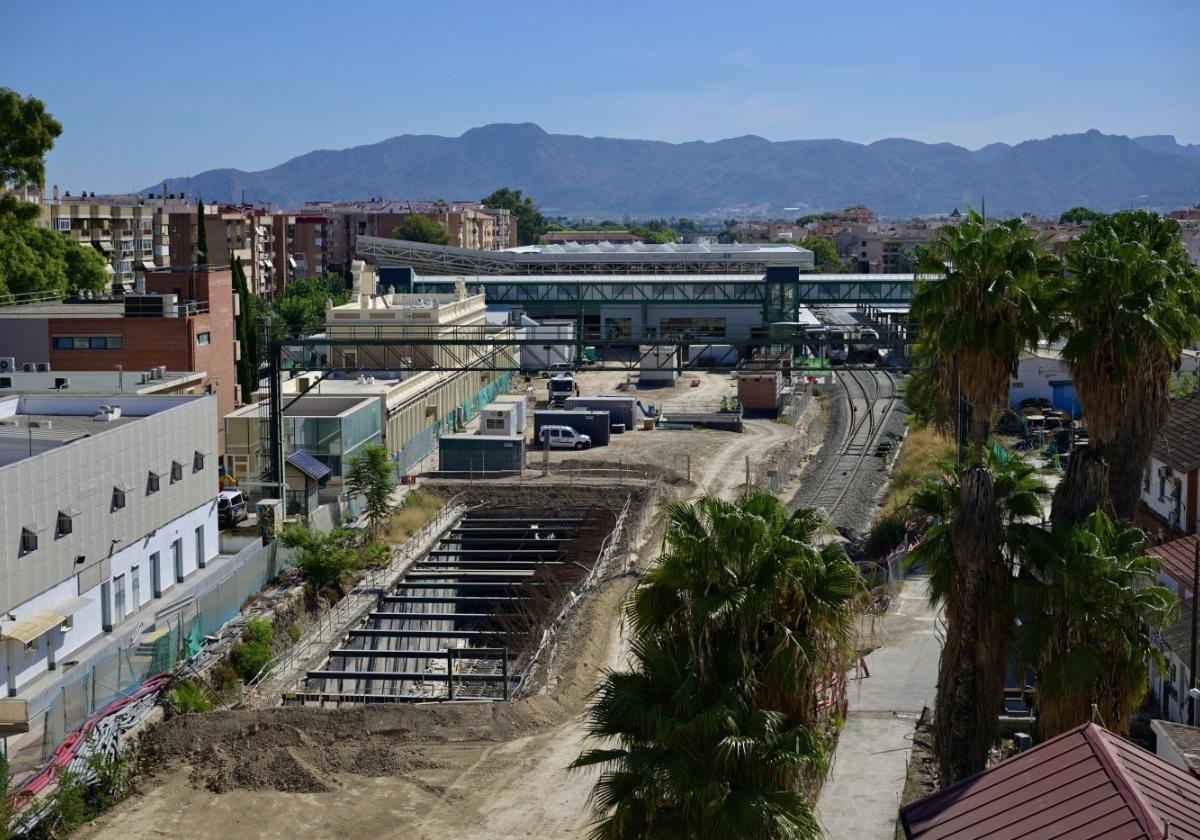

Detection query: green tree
xmin=1059 ymin=206 xmax=1104 ymax=225
xmin=910 ymin=209 xmax=1056 ymax=782
xmin=279 ymin=525 xmax=360 ymax=598
xmin=195 ymin=197 xmax=208 ymax=265
xmin=0 ymin=88 xmax=106 ymax=300
xmin=1050 ymin=210 xmax=1200 ymax=524
xmin=574 ymin=494 xmax=859 ymax=837
xmin=0 ymin=87 xmax=62 ymax=224
xmin=1014 ymin=511 xmax=1177 ymax=739
xmin=270 ymin=273 xmax=349 ymax=339
xmin=799 ymin=235 xmax=839 ymax=270
xmin=481 ymin=187 xmax=546 ymax=246
xmin=392 ymin=213 xmax=451 ymax=245
xmin=345 ymin=442 xmax=397 ymax=540
xmin=231 ymin=256 xmax=259 ymax=403
xmin=897 ymin=243 xmax=931 ymax=273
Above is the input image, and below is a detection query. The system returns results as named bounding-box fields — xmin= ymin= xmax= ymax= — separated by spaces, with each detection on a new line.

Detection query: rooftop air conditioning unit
xmin=53 ymin=377 xmax=70 ymax=390
xmin=35 ymin=362 xmax=51 ymax=373
xmin=155 ymin=365 xmax=167 ymax=379
xmin=21 ymin=363 xmax=36 ymax=373
xmin=0 ymin=358 xmax=14 ymax=373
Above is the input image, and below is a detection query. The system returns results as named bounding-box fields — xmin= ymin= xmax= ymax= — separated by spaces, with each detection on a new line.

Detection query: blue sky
xmin=4 ymin=0 xmax=1197 ymax=194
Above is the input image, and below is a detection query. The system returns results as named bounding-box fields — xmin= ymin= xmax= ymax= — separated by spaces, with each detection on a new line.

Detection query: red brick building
xmin=0 ymin=267 xmax=237 ymax=452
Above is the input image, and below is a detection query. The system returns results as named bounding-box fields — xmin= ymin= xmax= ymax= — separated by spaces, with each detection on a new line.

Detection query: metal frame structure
xmin=405 ymin=273 xmax=920 ymax=308
xmin=294 ymin=509 xmax=608 ymax=704
xmin=357 ymin=235 xmax=814 ymax=276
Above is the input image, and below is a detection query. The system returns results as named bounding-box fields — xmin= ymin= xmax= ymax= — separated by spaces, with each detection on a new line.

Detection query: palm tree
xmin=626 ymin=494 xmax=860 ymax=729
xmin=1051 ymin=210 xmax=1200 ymax=524
xmin=573 ymin=494 xmax=859 ymax=838
xmin=1015 ymin=511 xmax=1178 ymax=738
xmin=911 ymin=211 xmax=1055 ymax=782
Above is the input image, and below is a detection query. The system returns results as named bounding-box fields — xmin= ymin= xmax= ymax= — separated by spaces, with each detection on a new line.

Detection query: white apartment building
xmin=0 ymin=393 xmax=218 ymax=697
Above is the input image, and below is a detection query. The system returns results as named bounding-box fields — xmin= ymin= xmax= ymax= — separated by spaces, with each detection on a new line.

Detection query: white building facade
xmin=0 ymin=394 xmax=218 ymax=696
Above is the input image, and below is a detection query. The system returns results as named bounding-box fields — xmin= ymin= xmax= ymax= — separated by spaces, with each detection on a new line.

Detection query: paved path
xmin=816 ymin=575 xmax=941 ymax=839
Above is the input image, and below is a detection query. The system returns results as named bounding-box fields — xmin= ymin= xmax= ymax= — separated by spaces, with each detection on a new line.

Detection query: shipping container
xmin=492 ymin=393 xmax=528 ymax=433
xmin=479 ymin=402 xmax=520 ymax=436
xmin=438 ymin=434 xmax=525 ymax=474
xmin=638 ymin=345 xmax=678 ymax=385
xmin=533 ymin=410 xmax=611 ymax=447
xmin=564 ymin=396 xmax=636 ymax=429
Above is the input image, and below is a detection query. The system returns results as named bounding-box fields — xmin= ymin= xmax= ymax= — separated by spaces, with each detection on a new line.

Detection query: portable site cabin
xmin=438 ymin=433 xmax=525 ymax=475
xmin=564 ymin=396 xmax=636 ymax=429
xmin=639 ymin=345 xmax=678 ymax=385
xmin=492 ymin=393 xmax=528 ymax=433
xmin=479 ymin=401 xmax=521 ymax=436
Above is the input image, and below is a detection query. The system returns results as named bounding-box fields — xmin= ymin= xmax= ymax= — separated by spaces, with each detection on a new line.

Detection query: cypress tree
xmin=232 ymin=257 xmax=256 ymax=403
xmin=195 ymin=197 xmax=208 ymax=266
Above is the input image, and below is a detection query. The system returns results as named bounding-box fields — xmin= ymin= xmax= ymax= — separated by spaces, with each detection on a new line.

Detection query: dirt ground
xmin=77 ymin=372 xmax=818 ymax=840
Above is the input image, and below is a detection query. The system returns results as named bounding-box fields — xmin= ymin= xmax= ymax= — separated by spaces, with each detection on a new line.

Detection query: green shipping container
xmin=438 ymin=434 xmax=525 ymax=475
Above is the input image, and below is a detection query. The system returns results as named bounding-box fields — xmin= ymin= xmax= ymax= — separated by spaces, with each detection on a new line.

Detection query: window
xmin=53 ymin=335 xmax=121 ymax=350
xmin=55 ymin=218 xmax=71 ymax=231
xmin=1143 ymin=470 xmax=1152 ymax=492
xmin=171 ymin=461 xmax=183 ymax=483
xmin=112 ymin=487 xmax=126 ymax=511
xmin=20 ymin=528 xmax=38 ymax=555
xmin=193 ymin=451 xmax=205 ymax=472
xmin=196 ymin=331 xmax=211 ymax=345
xmin=56 ymin=511 xmax=72 ymax=538
xmin=146 ymin=472 xmax=160 ymax=495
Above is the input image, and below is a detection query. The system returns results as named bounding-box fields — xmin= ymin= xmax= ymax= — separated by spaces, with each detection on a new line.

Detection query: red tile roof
xmin=900 ymin=723 xmax=1200 ymax=839
xmin=1154 ymin=391 xmax=1200 ymax=472
xmin=1156 ymin=534 xmax=1200 ymax=597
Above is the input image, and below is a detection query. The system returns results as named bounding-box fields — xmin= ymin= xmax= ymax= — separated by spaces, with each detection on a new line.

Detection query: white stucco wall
xmin=1141 ymin=455 xmax=1189 ymax=534
xmin=0 ymin=501 xmax=217 ymax=695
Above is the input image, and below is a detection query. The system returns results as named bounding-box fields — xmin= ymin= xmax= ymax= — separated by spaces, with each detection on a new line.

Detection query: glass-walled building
xmin=224 ymin=395 xmax=380 ymax=510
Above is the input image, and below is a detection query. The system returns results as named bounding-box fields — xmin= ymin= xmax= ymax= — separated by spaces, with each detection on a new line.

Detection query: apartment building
xmin=274 ymin=213 xmax=336 ymax=282
xmin=0 ymin=267 xmax=238 ymax=451
xmin=296 ymin=200 xmax=505 ymax=275
xmin=0 ymin=393 xmax=218 ymax=699
xmin=168 ymin=203 xmax=279 ymax=296
xmin=40 ymin=189 xmax=191 ymax=292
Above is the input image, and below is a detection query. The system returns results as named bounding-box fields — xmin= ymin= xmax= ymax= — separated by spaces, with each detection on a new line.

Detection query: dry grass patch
xmin=384 ymin=488 xmax=443 ymax=542
xmin=882 ymin=422 xmax=956 ymax=515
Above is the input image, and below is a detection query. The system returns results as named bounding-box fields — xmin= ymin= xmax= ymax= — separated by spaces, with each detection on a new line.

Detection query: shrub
xmin=864 ymin=512 xmax=908 ymax=560
xmin=280 ymin=524 xmax=360 ymax=598
xmin=167 ymin=680 xmax=211 ymax=716
xmin=285 ymin=622 xmax=302 ymax=643
xmin=229 ymin=618 xmax=274 ymax=682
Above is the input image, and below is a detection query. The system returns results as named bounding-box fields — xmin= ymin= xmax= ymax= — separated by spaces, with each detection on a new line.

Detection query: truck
xmin=547 ymin=374 xmax=577 ymax=408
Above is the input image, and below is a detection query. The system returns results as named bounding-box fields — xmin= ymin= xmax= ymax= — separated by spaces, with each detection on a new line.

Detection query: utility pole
xmin=1189 ymin=540 xmax=1198 ymax=726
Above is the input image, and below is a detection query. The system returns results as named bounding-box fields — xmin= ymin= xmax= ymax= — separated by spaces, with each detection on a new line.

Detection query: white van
xmin=537 ymin=425 xmax=592 ymax=450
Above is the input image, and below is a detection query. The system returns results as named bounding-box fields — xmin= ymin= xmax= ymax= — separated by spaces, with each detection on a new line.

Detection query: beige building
xmin=41 ymin=189 xmax=190 ymax=292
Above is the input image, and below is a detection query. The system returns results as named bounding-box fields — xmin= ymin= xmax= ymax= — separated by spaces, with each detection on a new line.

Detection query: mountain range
xmin=147 ymin=125 xmax=1200 ymax=219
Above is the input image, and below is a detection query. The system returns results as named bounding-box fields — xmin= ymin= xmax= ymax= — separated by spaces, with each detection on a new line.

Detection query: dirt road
xmin=79 ymin=380 xmax=817 ymax=840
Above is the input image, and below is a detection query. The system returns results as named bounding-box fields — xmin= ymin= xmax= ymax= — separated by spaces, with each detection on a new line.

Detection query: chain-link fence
xmin=25 ymin=539 xmax=285 ymax=769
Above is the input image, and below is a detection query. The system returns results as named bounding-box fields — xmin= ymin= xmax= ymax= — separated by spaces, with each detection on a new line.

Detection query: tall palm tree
xmin=1015 ymin=511 xmax=1178 ymax=738
xmin=1051 ymin=210 xmax=1200 ymax=523
xmin=573 ymin=494 xmax=859 ymax=838
xmin=911 ymin=211 xmax=1055 ymax=782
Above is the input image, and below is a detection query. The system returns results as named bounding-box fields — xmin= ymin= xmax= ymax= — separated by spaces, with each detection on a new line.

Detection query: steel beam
xmin=307 ymin=670 xmax=507 ymax=683
xmin=349 ymin=628 xmax=491 ymax=639
xmin=327 ymin=648 xmax=508 ymax=660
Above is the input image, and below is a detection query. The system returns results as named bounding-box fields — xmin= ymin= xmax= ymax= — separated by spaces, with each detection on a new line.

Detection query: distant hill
xmin=147 ymin=125 xmax=1200 ymax=218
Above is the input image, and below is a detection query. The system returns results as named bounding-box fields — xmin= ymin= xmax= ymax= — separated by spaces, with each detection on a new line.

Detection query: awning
xmin=287 ymin=449 xmax=332 ymax=482
xmin=53 ymin=595 xmax=92 ymax=617
xmin=136 ymin=259 xmax=156 ymax=272
xmin=2 ymin=609 xmax=66 ymax=644
xmin=92 ymin=240 xmax=113 ymax=254
xmin=287 ymin=256 xmax=297 ymax=269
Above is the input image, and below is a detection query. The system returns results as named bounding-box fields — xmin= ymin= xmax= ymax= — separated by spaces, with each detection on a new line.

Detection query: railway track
xmin=800 ymin=366 xmax=898 ymax=518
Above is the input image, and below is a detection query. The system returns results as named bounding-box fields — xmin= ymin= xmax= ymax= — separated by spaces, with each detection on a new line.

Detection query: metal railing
xmin=252 ymin=501 xmax=467 ymax=695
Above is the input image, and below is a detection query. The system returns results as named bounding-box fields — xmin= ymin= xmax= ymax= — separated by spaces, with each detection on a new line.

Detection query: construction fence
xmin=25 ymin=539 xmax=287 ymax=769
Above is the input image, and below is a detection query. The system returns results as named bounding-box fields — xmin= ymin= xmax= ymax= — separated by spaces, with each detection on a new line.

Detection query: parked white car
xmin=537 ymin=425 xmax=592 ymax=450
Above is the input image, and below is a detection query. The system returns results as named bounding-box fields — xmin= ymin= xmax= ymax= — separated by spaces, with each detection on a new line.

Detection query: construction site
xmin=52 ymin=238 xmax=913 ymax=838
